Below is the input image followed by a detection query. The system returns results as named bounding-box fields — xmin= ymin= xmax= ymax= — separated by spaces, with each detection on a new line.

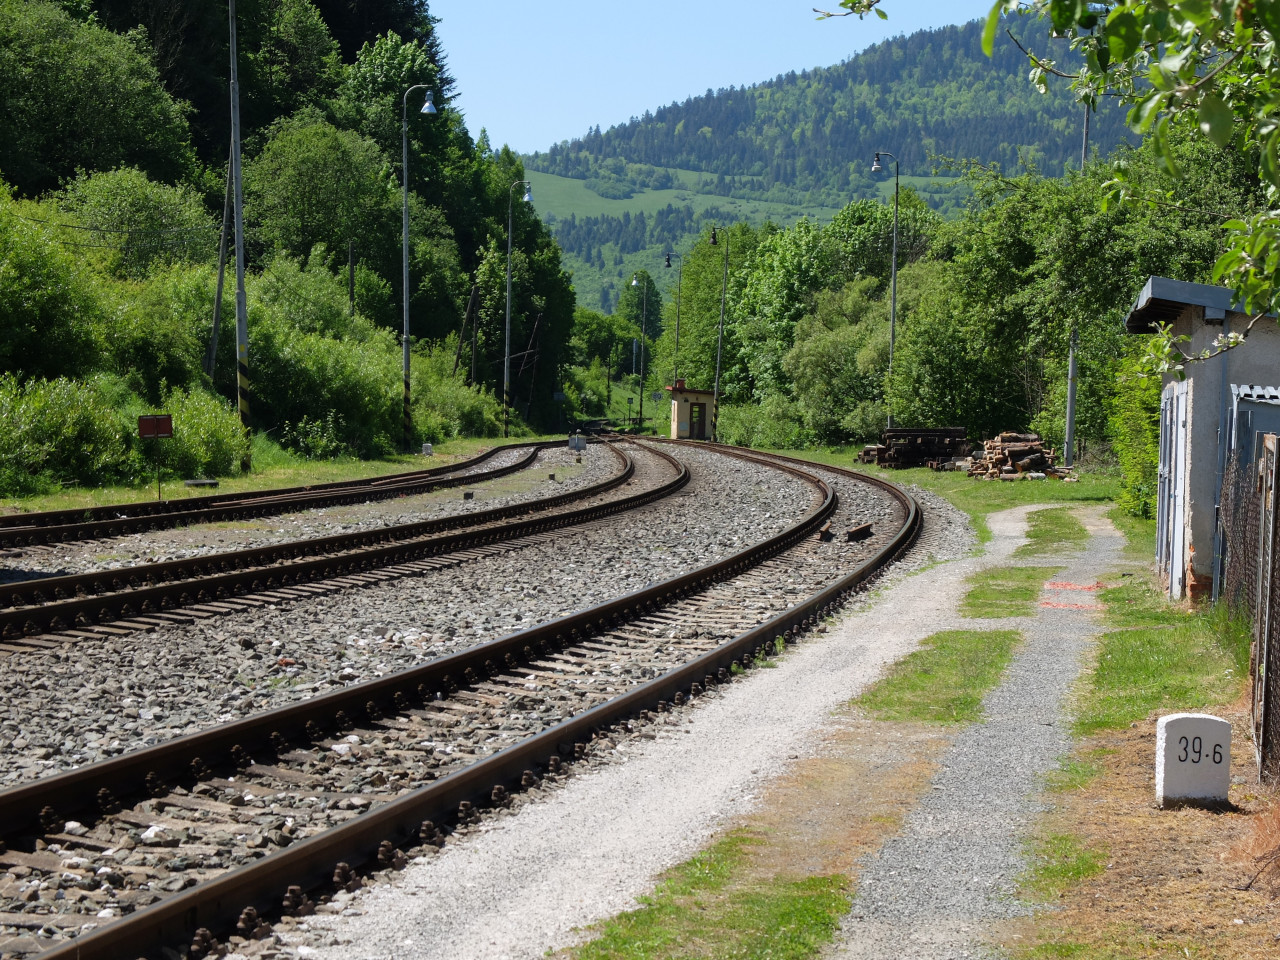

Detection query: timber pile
xmin=858 ymin=427 xmax=969 ymax=469
xmin=967 ymin=431 xmax=1068 ymax=479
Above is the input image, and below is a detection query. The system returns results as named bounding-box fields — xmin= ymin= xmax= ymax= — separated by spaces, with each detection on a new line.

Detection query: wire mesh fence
xmin=1219 ymin=440 xmax=1280 ymax=781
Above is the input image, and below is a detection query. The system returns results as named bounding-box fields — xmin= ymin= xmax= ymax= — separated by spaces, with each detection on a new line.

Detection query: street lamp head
xmin=421 ymin=90 xmax=437 ymax=114
xmin=871 ymin=151 xmax=882 ymax=173
xmin=631 ymin=275 xmax=639 ymax=287
xmin=665 ymin=253 xmax=672 ymax=268
xmin=710 ymin=226 xmax=718 ymax=246
xmin=522 ymin=184 xmax=533 ymax=203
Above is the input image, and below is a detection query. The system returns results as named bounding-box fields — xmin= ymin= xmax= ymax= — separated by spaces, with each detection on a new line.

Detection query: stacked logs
xmin=858 ymin=428 xmax=969 ymax=469
xmin=967 ymin=432 xmax=1069 ymax=479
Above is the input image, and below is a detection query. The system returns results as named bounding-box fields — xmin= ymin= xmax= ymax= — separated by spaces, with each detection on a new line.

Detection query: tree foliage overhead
xmin=0 ymin=0 xmax=195 ymax=197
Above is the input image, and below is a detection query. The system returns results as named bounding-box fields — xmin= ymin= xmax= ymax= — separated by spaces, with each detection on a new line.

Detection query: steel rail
xmin=8 ymin=446 xmax=905 ymax=960
xmin=0 ymin=442 xmax=563 ymax=549
xmin=0 ymin=444 xmax=647 ymax=641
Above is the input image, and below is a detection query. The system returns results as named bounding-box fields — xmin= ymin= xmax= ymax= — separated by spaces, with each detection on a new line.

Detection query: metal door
xmin=690 ymin=403 xmax=706 ymax=441
xmin=1169 ymin=382 xmax=1189 ymax=599
xmin=1157 ymin=384 xmax=1174 ymax=572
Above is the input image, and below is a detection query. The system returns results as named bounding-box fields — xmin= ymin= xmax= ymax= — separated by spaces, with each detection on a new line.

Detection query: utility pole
xmin=228 ymin=0 xmax=250 ymax=437
xmin=1064 ymin=102 xmax=1090 ymax=469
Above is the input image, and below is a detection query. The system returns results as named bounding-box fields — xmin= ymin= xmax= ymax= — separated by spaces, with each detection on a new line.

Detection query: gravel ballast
xmin=279 ymin=488 xmax=993 ymax=960
xmin=0 ymin=445 xmax=818 ymax=785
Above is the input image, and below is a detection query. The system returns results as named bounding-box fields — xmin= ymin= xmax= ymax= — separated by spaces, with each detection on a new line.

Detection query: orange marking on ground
xmin=1044 ymin=581 xmax=1102 ymax=591
xmin=1039 ymin=600 xmax=1103 ymax=610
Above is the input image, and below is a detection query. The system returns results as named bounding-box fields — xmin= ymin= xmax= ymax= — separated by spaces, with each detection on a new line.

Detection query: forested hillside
xmin=0 ymin=0 xmax=570 ymax=494
xmin=524 ymin=16 xmax=1133 ymax=310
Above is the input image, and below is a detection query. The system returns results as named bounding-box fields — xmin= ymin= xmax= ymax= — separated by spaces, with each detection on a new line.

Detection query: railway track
xmin=0 ymin=444 xmax=918 ymax=959
xmin=0 ymin=442 xmax=554 ymax=550
xmin=0 ymin=442 xmax=685 ymax=651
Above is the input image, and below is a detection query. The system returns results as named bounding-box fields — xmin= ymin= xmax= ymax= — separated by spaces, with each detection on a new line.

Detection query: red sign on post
xmin=138 ymin=414 xmax=174 ymax=439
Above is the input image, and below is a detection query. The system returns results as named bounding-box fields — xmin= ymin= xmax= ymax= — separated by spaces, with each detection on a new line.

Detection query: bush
xmin=0 ymin=373 xmax=131 ymax=494
xmin=411 ymin=337 xmax=504 ymax=442
xmin=160 ymin=386 xmax=249 ymax=477
xmin=1108 ymin=342 xmax=1162 ymax=518
xmin=279 ymin=411 xmax=351 ymax=460
xmin=0 ymin=187 xmax=104 ymax=380
xmin=0 ymin=375 xmax=248 ymax=495
xmin=718 ymin=395 xmax=809 ymax=449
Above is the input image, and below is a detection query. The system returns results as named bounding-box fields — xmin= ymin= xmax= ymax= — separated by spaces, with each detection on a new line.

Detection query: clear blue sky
xmin=428 ymin=1 xmax=998 ymax=155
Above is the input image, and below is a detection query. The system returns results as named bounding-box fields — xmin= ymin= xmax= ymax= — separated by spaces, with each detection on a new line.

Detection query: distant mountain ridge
xmin=525 ymin=16 xmax=1131 ymax=207
xmin=521 ymin=15 xmax=1135 ymax=312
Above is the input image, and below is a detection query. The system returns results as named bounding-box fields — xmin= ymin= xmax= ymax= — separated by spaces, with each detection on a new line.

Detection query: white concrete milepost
xmin=1155 ymin=713 xmax=1232 ymax=808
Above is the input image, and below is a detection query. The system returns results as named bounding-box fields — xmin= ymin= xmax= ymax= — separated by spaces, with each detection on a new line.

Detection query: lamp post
xmin=709 ymin=225 xmax=729 ymax=442
xmin=402 ymin=84 xmax=436 ymax=451
xmin=871 ymin=151 xmax=899 ymax=429
xmin=631 ymin=273 xmax=648 ymax=433
xmin=505 ymin=180 xmax=533 ymax=438
xmin=665 ymin=252 xmax=683 ymax=385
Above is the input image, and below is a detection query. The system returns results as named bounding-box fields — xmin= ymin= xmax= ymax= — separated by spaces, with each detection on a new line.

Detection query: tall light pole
xmin=665 ymin=252 xmax=683 ymax=384
xmin=402 ymin=84 xmax=437 ymax=452
xmin=872 ymin=151 xmax=899 ymax=429
xmin=505 ymin=179 xmax=532 ymax=438
xmin=631 ymin=273 xmax=648 ymax=433
xmin=709 ymin=225 xmax=729 ymax=443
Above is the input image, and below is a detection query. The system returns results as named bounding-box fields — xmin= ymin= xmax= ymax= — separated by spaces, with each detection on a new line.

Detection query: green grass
xmin=960 ymin=565 xmax=1064 ymax=618
xmin=1074 ymin=575 xmax=1251 ymax=735
xmin=770 ymin=447 xmax=1119 ymax=543
xmin=1014 ymin=507 xmax=1090 ymax=558
xmin=856 ymin=629 xmax=1022 ymax=724
xmin=0 ymin=433 xmax=569 ymax=514
xmin=1043 ymin=752 xmax=1108 ymax=793
xmin=1022 ymin=833 xmax=1107 ymax=901
xmin=566 ymin=831 xmax=851 ymax=960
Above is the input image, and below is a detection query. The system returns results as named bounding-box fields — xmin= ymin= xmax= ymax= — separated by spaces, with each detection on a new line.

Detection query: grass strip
xmin=1042 ymin=752 xmax=1108 ymax=793
xmin=1014 ymin=507 xmax=1090 ymax=558
xmin=1022 ymin=833 xmax=1107 ymax=902
xmin=856 ymin=629 xmax=1021 ymax=724
xmin=1074 ymin=575 xmax=1251 ymax=736
xmin=565 ymin=831 xmax=850 ymax=960
xmin=960 ymin=565 xmax=1064 ymax=618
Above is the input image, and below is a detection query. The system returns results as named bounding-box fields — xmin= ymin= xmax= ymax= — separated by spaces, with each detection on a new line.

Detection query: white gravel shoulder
xmin=281 ymin=493 xmax=985 ymax=960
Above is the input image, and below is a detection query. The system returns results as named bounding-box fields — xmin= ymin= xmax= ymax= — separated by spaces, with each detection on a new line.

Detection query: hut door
xmin=691 ymin=403 xmax=706 ymax=440
xmin=1169 ymin=381 xmax=1190 ymax=599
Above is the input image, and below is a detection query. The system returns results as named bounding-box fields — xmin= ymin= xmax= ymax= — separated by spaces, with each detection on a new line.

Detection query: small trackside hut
xmin=1124 ymin=276 xmax=1280 ymax=600
xmin=665 ymin=379 xmax=715 ymax=440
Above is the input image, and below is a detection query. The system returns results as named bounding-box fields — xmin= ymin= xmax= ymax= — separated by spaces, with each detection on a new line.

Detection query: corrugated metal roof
xmin=1233 ymin=384 xmax=1280 ymax=404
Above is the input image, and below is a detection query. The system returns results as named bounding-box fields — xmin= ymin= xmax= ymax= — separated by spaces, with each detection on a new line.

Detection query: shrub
xmin=160 ymin=386 xmax=249 ymax=477
xmin=1108 ymin=342 xmax=1161 ymax=518
xmin=0 ymin=373 xmax=132 ymax=494
xmin=279 ymin=411 xmax=351 ymax=460
xmin=718 ymin=395 xmax=809 ymax=449
xmin=411 ymin=337 xmax=503 ymax=441
xmin=0 ymin=187 xmax=104 ymax=380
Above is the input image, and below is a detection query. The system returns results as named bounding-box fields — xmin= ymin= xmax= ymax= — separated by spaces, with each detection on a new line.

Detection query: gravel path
xmin=828 ymin=503 xmax=1123 ymax=959
xmin=278 ymin=487 xmax=984 ymax=960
